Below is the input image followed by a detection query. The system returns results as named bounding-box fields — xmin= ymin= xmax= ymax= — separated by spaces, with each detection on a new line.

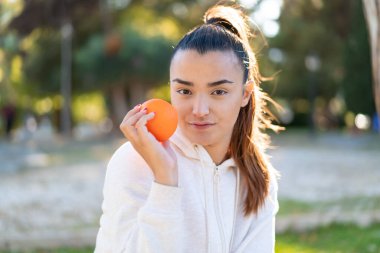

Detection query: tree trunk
xmin=129 ymin=83 xmax=147 ymax=107
xmin=109 ymin=85 xmax=129 ymax=128
xmin=60 ymin=20 xmax=73 ymax=138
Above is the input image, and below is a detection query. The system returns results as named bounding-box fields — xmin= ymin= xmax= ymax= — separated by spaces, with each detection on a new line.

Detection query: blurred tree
xmin=21 ymin=30 xmax=61 ymax=95
xmin=75 ymin=26 xmax=174 ymax=126
xmin=268 ymin=0 xmax=374 ymax=127
xmin=342 ymin=0 xmax=375 ymax=116
xmin=270 ymin=0 xmax=346 ymax=99
xmin=362 ymin=0 xmax=380 ymax=120
xmin=74 ymin=0 xmax=218 ymax=127
xmin=5 ymin=0 xmax=216 ymax=132
xmin=0 ymin=0 xmax=24 ymax=110
xmin=0 ymin=33 xmax=20 ymax=104
xmin=8 ymin=0 xmax=99 ymax=136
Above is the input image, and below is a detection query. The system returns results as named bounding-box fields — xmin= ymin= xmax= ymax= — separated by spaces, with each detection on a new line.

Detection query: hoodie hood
xmin=170 ymin=127 xmax=199 ymax=160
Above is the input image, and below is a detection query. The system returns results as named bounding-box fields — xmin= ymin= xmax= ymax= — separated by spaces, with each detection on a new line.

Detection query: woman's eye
xmin=177 ymin=89 xmax=192 ymax=95
xmin=212 ymin=90 xmax=228 ymax=95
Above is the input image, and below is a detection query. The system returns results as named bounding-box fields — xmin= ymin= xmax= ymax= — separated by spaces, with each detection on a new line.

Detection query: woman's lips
xmin=189 ymin=122 xmax=215 ymax=130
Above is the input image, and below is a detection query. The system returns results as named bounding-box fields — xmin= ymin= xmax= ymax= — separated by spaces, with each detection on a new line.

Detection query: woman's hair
xmin=171 ymin=2 xmax=283 ymax=216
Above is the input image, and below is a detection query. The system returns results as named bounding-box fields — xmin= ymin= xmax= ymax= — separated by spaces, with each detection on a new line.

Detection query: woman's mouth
xmin=189 ymin=122 xmax=215 ymax=130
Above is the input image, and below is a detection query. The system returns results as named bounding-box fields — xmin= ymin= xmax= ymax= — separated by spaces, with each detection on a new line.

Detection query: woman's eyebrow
xmin=171 ymin=78 xmax=193 ymax=86
xmin=171 ymin=78 xmax=234 ymax=86
xmin=208 ymin=79 xmax=234 ymax=87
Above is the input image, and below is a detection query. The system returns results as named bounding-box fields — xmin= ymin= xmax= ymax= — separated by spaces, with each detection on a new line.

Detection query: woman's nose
xmin=192 ymin=95 xmax=209 ymax=117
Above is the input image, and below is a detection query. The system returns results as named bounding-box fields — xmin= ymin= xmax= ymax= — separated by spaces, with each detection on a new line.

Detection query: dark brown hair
xmin=171 ymin=2 xmax=283 ymax=216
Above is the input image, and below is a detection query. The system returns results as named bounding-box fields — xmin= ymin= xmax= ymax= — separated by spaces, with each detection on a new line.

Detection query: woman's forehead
xmin=170 ymin=49 xmax=244 ymax=81
xmin=171 ymin=49 xmax=240 ymax=64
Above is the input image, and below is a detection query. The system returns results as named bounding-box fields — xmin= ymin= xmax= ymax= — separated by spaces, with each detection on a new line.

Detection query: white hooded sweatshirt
xmin=95 ymin=129 xmax=279 ymax=253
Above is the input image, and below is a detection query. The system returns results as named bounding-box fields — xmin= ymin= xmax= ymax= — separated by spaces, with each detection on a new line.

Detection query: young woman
xmin=95 ymin=3 xmax=283 ymax=253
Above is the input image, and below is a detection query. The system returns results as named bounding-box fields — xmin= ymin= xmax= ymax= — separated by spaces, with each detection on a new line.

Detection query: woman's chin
xmin=184 ymin=132 xmax=213 ymax=146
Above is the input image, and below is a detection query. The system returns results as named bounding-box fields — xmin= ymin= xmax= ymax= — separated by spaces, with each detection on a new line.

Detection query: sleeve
xmin=94 ymin=142 xmax=184 ymax=253
xmin=235 ymin=168 xmax=279 ymax=253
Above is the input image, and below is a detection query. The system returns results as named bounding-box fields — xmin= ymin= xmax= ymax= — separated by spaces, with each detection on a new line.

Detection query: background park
xmin=0 ymin=0 xmax=380 ymax=252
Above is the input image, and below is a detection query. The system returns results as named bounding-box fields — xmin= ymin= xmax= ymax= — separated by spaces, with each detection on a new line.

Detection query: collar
xmin=170 ymin=128 xmax=237 ymax=172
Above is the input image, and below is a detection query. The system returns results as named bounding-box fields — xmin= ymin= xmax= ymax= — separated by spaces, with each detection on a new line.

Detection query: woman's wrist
xmin=154 ymin=168 xmax=178 ymax=187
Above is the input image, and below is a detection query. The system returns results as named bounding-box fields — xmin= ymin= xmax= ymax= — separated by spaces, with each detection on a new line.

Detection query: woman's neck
xmin=204 ymin=142 xmax=231 ymax=166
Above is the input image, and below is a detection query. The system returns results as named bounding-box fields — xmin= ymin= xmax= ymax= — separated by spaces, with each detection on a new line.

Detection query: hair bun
xmin=206 ymin=17 xmax=240 ymax=37
xmin=203 ymin=4 xmax=250 ymax=42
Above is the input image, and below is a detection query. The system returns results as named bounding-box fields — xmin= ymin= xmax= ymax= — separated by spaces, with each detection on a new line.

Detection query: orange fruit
xmin=142 ymin=98 xmax=178 ymax=142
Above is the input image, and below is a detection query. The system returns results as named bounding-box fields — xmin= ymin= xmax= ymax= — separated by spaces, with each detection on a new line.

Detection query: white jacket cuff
xmin=142 ymin=182 xmax=183 ymax=214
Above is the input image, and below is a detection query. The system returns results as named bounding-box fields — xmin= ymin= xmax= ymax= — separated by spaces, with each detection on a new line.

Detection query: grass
xmin=278 ymin=197 xmax=376 ymax=215
xmin=0 ymin=248 xmax=94 ymax=253
xmin=278 ymin=196 xmax=380 ymax=217
xmin=2 ymin=223 xmax=379 ymax=253
xmin=278 ymin=199 xmax=315 ymax=216
xmin=276 ymin=223 xmax=380 ymax=253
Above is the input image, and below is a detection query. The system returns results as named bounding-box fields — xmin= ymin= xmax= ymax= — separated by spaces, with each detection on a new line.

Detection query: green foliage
xmin=72 ymin=92 xmax=107 ymax=123
xmin=3 ymin=0 xmax=375 ymax=126
xmin=75 ymin=27 xmax=173 ymax=91
xmin=147 ymin=83 xmax=171 ymax=102
xmin=22 ymin=30 xmax=61 ymax=96
xmin=270 ymin=0 xmax=344 ymax=100
xmin=341 ymin=0 xmax=375 ymax=116
xmin=265 ymin=0 xmax=375 ymax=126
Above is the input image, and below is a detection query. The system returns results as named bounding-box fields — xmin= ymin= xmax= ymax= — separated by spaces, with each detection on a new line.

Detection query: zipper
xmin=213 ymin=166 xmax=226 ymax=253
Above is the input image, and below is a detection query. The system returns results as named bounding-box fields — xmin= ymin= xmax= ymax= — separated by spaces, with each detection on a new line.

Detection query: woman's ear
xmin=241 ymin=80 xmax=254 ymax=107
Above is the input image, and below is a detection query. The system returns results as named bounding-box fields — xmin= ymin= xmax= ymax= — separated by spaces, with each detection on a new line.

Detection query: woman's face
xmin=170 ymin=49 xmax=252 ymax=148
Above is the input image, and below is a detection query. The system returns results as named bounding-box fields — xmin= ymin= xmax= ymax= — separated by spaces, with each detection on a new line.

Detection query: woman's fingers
xmin=119 ymin=105 xmax=156 ymax=143
xmin=135 ymin=112 xmax=155 ymax=140
xmin=121 ymin=106 xmax=145 ymax=126
xmin=120 ymin=105 xmax=146 ymax=140
xmin=120 ymin=109 xmax=178 ymax=185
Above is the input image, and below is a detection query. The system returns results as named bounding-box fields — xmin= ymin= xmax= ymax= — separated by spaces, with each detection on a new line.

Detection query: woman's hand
xmin=119 ymin=105 xmax=178 ymax=186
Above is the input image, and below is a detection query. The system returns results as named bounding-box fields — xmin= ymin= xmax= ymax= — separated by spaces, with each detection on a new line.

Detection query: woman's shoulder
xmin=109 ymin=141 xmax=143 ymax=165
xmin=267 ymin=164 xmax=279 ymax=191
xmin=106 ymin=141 xmax=153 ymax=182
xmin=266 ymin=164 xmax=279 ymax=213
